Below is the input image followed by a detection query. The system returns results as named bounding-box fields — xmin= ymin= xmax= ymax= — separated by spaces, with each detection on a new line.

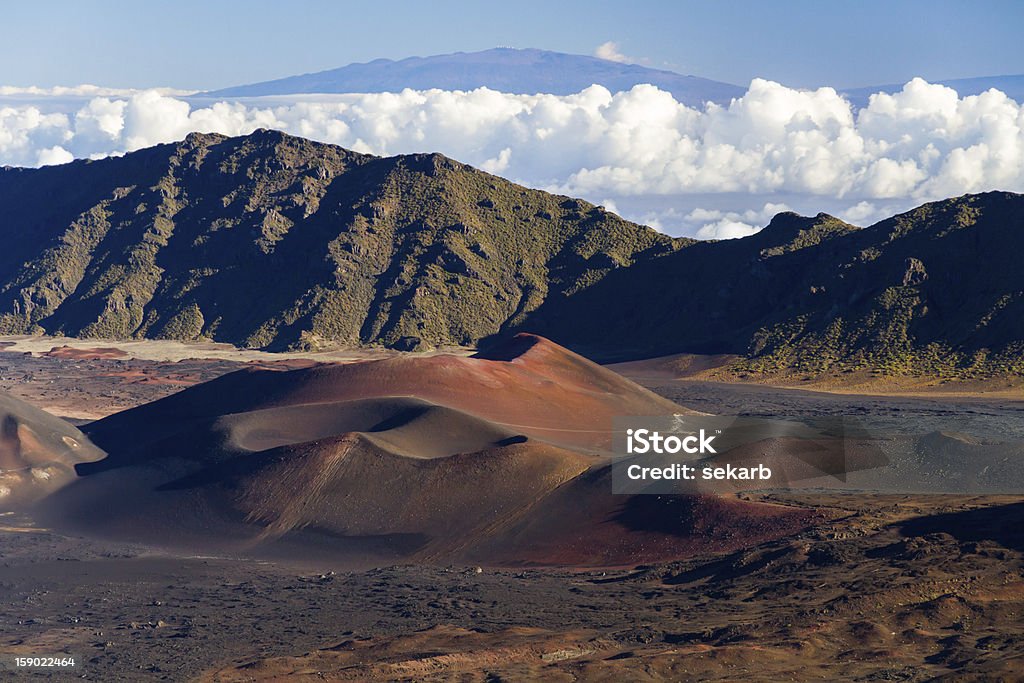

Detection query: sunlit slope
xmin=0 ymin=393 xmax=104 ymax=508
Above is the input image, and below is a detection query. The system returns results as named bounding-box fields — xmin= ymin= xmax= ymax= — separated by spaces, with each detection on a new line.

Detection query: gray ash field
xmin=2 ymin=495 xmax=1022 ymax=680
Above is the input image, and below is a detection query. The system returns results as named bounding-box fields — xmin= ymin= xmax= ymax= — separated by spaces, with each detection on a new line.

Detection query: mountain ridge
xmin=521 ymin=191 xmax=1024 ymax=376
xmin=1 ymin=130 xmax=1023 ymax=377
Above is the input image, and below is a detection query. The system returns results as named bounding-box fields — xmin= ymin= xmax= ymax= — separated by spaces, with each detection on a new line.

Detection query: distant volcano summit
xmin=198 ymin=47 xmax=745 ymax=107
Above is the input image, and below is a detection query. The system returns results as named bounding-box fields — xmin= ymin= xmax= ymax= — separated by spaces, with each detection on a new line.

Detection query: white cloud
xmin=594 ymin=41 xmax=631 ymax=64
xmin=695 ymin=219 xmax=760 ymax=240
xmin=0 ymin=84 xmax=193 ymax=98
xmin=0 ymin=78 xmax=1022 ymax=237
xmin=36 ymin=145 xmax=73 ymax=166
xmin=688 ymin=203 xmax=793 ymax=239
xmin=838 ymin=200 xmax=884 ymax=225
xmin=611 ymin=201 xmax=794 ymax=238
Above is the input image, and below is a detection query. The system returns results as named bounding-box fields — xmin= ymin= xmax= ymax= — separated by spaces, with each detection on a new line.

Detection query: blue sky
xmin=2 ymin=0 xmax=1022 ymax=90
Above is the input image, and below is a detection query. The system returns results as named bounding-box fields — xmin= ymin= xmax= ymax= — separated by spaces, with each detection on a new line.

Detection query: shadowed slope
xmin=523 ymin=193 xmax=1024 ymax=374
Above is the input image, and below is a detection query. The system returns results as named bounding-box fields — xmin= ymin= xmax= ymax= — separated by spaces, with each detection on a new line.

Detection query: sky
xmin=2 ymin=1 xmax=1023 ymax=239
xmin=2 ymin=0 xmax=1023 ymax=90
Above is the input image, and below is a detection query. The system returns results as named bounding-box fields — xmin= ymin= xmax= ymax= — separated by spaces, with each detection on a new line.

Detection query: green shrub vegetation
xmin=0 ymin=133 xmax=1021 ymax=379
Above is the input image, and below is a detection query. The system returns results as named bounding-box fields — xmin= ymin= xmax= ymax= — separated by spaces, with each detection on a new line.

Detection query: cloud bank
xmin=1 ymin=79 xmax=1022 ymax=237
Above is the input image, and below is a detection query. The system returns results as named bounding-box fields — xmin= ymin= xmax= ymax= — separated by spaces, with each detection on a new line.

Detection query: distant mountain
xmin=0 ymin=130 xmax=681 ymax=351
xmin=842 ymin=74 xmax=1024 ymax=107
xmin=199 ymin=48 xmax=745 ymax=107
xmin=522 ymin=192 xmax=1024 ymax=375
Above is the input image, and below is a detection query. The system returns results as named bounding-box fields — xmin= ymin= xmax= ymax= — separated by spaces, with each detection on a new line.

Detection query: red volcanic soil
xmin=245 ymin=358 xmax=324 ymax=371
xmin=43 ymin=334 xmax=821 ymax=567
xmin=85 ymin=333 xmax=687 ymax=456
xmin=42 ymin=345 xmax=129 ymax=360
